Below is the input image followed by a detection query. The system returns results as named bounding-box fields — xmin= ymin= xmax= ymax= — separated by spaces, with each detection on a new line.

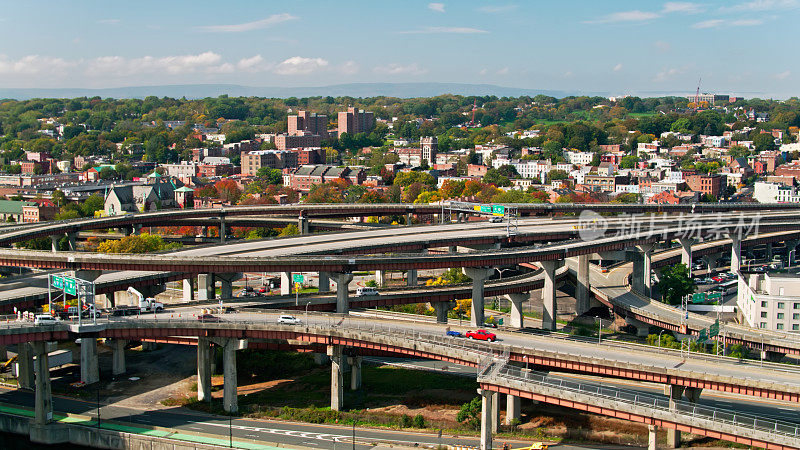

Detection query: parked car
xmin=711 ymin=276 xmax=723 ymax=282
xmin=466 ymin=329 xmax=497 ymax=342
xmin=277 ymin=315 xmax=301 ymax=325
xmin=197 ymin=313 xmax=222 ymax=322
xmin=355 ymin=287 xmax=379 ymax=297
xmin=489 ymin=216 xmax=503 ymax=223
xmin=482 ymin=322 xmax=498 ymax=328
xmin=446 ymin=330 xmax=462 ymax=337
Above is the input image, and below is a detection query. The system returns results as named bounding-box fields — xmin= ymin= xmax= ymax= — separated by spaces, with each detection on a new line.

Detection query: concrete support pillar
xmin=374 ymin=270 xmax=385 ymax=287
xmin=318 ymin=272 xmax=331 ymax=293
xmin=665 ymin=384 xmax=685 ymax=448
xmin=432 ymin=302 xmax=450 ymax=323
xmin=132 ymin=224 xmax=142 ymax=235
xmin=648 ymin=425 xmax=658 ymax=450
xmin=505 ymin=394 xmax=521 ymax=425
xmin=765 ymin=242 xmax=774 ymax=261
xmin=329 ymin=345 xmax=344 ymax=411
xmin=678 ymin=238 xmax=694 ymax=270
xmin=182 ymin=278 xmax=195 ymax=302
xmin=506 ymin=293 xmax=526 ymax=329
xmin=198 ymin=273 xmax=214 ymax=300
xmin=458 ymin=212 xmax=465 ymax=223
xmin=730 ymin=235 xmax=742 ymax=274
xmin=80 ymin=338 xmax=99 ymax=385
xmin=31 ymin=342 xmax=52 ymax=425
xmin=333 ymin=272 xmax=354 ymax=314
xmin=109 ymin=339 xmax=127 ymax=376
xmin=211 ymin=338 xmax=247 ymax=413
xmin=50 ymin=236 xmax=59 ymax=253
xmin=197 ymin=337 xmax=212 ymax=402
xmin=281 ymin=271 xmax=292 ymax=296
xmin=348 ymin=355 xmax=362 ymax=391
xmin=541 ymin=260 xmax=558 ymax=331
xmin=479 ymin=389 xmax=493 ymax=450
xmin=406 ymin=213 xmax=413 ymax=226
xmin=576 ymin=254 xmax=590 ymax=316
xmin=298 ymin=215 xmax=309 ymax=235
xmin=219 ymin=276 xmax=233 ymax=299
xmin=67 ymin=233 xmax=77 ymax=251
xmin=684 ymin=387 xmax=703 ymax=403
xmin=17 ymin=343 xmax=34 ymax=390
xmin=406 ymin=269 xmax=418 ymax=286
xmin=702 ymin=255 xmax=718 ymax=273
xmin=490 ymin=391 xmax=500 ymax=433
xmin=463 ymin=267 xmax=493 ymax=327
xmin=219 ymin=216 xmax=226 ymax=243
xmin=0 ymin=345 xmax=7 ymax=361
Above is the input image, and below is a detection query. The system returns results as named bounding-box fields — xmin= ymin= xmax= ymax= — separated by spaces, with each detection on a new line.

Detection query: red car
xmin=466 ymin=329 xmax=497 ymax=342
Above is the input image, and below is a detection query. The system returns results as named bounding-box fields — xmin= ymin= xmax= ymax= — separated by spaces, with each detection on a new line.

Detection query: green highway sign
xmin=480 ymin=205 xmax=492 ymax=214
xmin=52 ymin=275 xmax=64 ymax=290
xmin=63 ymin=277 xmax=77 ymax=296
xmin=491 ymin=205 xmax=505 ymax=216
xmin=292 ymin=274 xmax=304 ymax=283
xmin=698 ymin=329 xmax=708 ymax=344
xmin=692 ymin=293 xmax=706 ymax=303
xmin=709 ymin=320 xmax=720 ymax=338
xmin=708 ymin=292 xmax=722 ymax=300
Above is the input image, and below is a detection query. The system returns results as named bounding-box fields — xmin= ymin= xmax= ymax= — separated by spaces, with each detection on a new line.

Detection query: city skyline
xmin=0 ymin=0 xmax=798 ymax=98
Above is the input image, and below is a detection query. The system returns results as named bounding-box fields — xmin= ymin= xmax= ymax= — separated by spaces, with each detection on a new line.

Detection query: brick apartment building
xmin=297 ymin=148 xmax=326 ymax=165
xmin=283 ymin=165 xmax=367 ymax=192
xmin=275 ymin=133 xmax=323 ymax=150
xmin=240 ymin=150 xmax=299 ymax=176
xmin=198 ymin=163 xmax=236 ymax=178
xmin=685 ymin=173 xmax=726 ymax=196
xmin=337 ymin=107 xmax=375 ymax=137
xmin=288 ymin=111 xmax=328 ymax=138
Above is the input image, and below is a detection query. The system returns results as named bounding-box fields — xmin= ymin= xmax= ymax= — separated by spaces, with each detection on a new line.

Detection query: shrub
xmin=413 ymin=414 xmax=426 ymax=428
xmin=400 ymin=414 xmax=413 ymax=428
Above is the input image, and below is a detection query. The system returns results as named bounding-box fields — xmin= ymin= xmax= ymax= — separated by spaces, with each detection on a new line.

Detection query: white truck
xmin=113 ymin=287 xmax=164 ymax=316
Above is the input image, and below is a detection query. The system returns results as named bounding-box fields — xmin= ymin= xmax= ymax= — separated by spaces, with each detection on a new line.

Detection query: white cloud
xmin=0 ymin=55 xmax=75 ymax=74
xmin=399 ymin=26 xmax=489 ymax=34
xmin=661 ymin=2 xmax=704 ymax=13
xmin=693 ymin=17 xmax=764 ymax=28
xmin=478 ymin=68 xmax=488 ymax=76
xmin=373 ymin=63 xmax=428 ymax=75
xmin=98 ymin=19 xmax=121 ymax=25
xmin=775 ymin=70 xmax=791 ymax=79
xmin=654 ymin=41 xmax=671 ymax=52
xmin=428 ymin=2 xmax=445 ymax=13
xmin=723 ymin=0 xmax=798 ymax=12
xmin=88 ymin=52 xmax=224 ymax=75
xmin=587 ymin=10 xmax=661 ymax=24
xmin=692 ymin=19 xmax=724 ymax=28
xmin=564 ymin=71 xmax=573 ymax=78
xmin=338 ymin=60 xmax=359 ymax=75
xmin=200 ymin=13 xmax=297 ymax=32
xmin=653 ymin=67 xmax=681 ymax=82
xmin=497 ymin=67 xmax=509 ymax=75
xmin=478 ymin=4 xmax=517 ymax=13
xmin=613 ymin=63 xmax=623 ymax=72
xmin=273 ymin=56 xmax=328 ymax=75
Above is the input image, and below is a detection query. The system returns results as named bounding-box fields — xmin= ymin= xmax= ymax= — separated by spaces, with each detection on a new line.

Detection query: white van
xmin=34 ymin=315 xmax=58 ymax=326
xmin=355 ymin=287 xmax=379 ymax=297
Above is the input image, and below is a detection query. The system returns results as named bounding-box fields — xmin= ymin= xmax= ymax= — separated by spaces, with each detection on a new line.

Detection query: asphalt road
xmin=0 ymin=386 xmax=619 ymax=450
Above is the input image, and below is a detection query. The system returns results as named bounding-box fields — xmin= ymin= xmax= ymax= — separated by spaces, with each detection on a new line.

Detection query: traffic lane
xmin=0 ymin=386 xmax=572 ymax=450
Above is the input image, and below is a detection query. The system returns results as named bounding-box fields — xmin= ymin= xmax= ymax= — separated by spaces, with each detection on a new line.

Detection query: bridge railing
xmin=482 ymin=361 xmax=800 ymax=441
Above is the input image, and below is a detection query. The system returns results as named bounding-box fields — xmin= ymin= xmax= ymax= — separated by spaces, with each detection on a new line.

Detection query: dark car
xmin=197 ymin=313 xmax=222 ymax=322
xmin=466 ymin=329 xmax=497 ymax=342
xmin=482 ymin=322 xmax=498 ymax=328
xmin=446 ymin=330 xmax=463 ymax=337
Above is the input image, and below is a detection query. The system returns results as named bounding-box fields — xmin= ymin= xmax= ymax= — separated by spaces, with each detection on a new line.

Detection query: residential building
xmin=161 ymin=163 xmax=198 ymax=179
xmin=104 ymin=181 xmax=178 ymax=215
xmin=647 ymin=190 xmax=698 ymax=204
xmin=564 ymin=150 xmax=593 ymax=166
xmin=240 ymin=150 xmax=299 ymax=176
xmin=283 ymin=165 xmax=366 ymax=192
xmin=288 ymin=110 xmax=328 ymax=137
xmin=685 ymin=173 xmax=725 ymax=197
xmin=337 ymin=107 xmax=375 ymax=136
xmin=738 ymin=272 xmax=800 ymax=332
xmin=274 ymin=133 xmax=323 ymax=150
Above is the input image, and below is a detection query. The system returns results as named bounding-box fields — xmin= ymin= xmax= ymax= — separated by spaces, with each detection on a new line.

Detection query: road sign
xmin=292 ymin=274 xmax=304 ymax=283
xmin=52 ymin=275 xmax=64 ymax=290
xmin=63 ymin=277 xmax=77 ymax=296
xmin=698 ymin=329 xmax=708 ymax=343
xmin=692 ymin=292 xmax=706 ymax=303
xmin=708 ymin=292 xmax=722 ymax=301
xmin=709 ymin=320 xmax=720 ymax=338
xmin=492 ymin=205 xmax=505 ymax=216
xmin=480 ymin=205 xmax=492 ymax=214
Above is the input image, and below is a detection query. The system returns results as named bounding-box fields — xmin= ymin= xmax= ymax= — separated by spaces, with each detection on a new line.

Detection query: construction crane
xmin=470 ymin=100 xmax=477 ymax=126
xmin=692 ymin=77 xmax=702 ymax=110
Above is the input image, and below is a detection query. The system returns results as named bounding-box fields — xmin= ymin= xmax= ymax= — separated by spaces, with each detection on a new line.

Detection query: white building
xmin=754 ymin=181 xmax=800 ymax=203
xmin=701 ymin=136 xmax=727 ymax=147
xmin=563 ymin=151 xmax=593 ymax=166
xmin=738 ymin=272 xmax=800 ymax=332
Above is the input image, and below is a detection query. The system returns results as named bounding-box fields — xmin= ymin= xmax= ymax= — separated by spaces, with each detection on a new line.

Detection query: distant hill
xmin=0 ymin=82 xmax=608 ymax=101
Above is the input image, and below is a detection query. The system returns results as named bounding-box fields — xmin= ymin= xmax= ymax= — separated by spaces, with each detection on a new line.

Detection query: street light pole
xmin=658 ymin=330 xmax=666 ymax=348
xmin=596 ymin=316 xmax=601 ymax=344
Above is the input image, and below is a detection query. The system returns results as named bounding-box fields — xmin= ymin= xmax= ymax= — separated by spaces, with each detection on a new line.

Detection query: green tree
xmin=80 ymin=194 xmax=105 ymax=217
xmin=752 ymin=133 xmax=776 ymax=152
xmin=620 ymin=155 xmax=638 ymax=169
xmin=482 ymin=168 xmax=511 ymax=187
xmin=51 ymin=189 xmax=66 ymax=207
xmin=279 ymin=223 xmax=300 ymax=236
xmin=256 ymin=167 xmax=283 ymax=185
xmin=656 ymin=263 xmax=694 ymax=306
xmin=456 ymin=397 xmax=482 ymax=430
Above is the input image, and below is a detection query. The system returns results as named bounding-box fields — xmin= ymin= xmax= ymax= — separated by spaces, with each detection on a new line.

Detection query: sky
xmin=0 ymin=0 xmax=798 ymax=98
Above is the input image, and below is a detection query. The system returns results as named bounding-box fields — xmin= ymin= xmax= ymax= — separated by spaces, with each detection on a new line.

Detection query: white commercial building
xmin=563 ymin=151 xmax=593 ymax=166
xmin=738 ymin=272 xmax=800 ymax=332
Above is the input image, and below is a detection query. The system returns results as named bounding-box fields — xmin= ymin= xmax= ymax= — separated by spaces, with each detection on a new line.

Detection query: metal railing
xmin=481 ymin=361 xmax=800 ymax=442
